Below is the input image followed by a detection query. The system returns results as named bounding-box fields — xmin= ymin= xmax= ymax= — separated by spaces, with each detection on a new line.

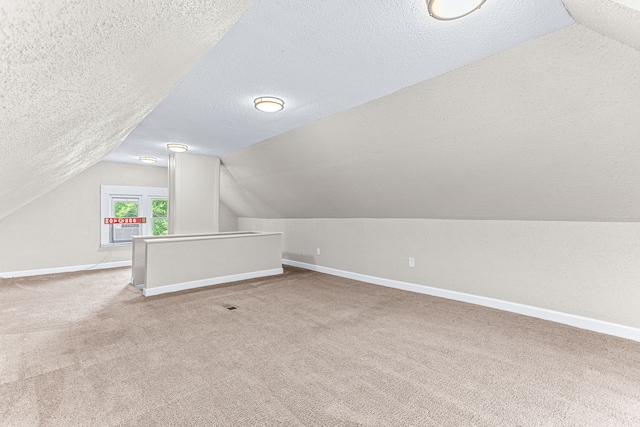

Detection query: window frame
xmin=150 ymin=197 xmax=169 ymax=237
xmin=100 ymin=185 xmax=168 ymax=247
xmin=111 ymin=197 xmax=142 ymax=243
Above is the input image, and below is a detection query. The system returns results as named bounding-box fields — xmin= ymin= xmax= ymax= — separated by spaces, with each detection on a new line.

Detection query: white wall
xmin=0 ymin=0 xmax=254 ymax=220
xmin=0 ymin=162 xmax=167 ymax=274
xmin=168 ymin=153 xmax=220 ymax=234
xmin=222 ymin=27 xmax=640 ymax=222
xmin=219 ymin=202 xmax=238 ymax=232
xmin=0 ymin=160 xmax=239 ymax=276
xmin=239 ymin=218 xmax=640 ymax=329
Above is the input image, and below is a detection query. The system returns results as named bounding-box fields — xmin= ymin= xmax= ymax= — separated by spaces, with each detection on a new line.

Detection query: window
xmin=100 ymin=185 xmax=168 ymax=246
xmin=111 ymin=198 xmax=141 ymax=243
xmin=151 ymin=198 xmax=168 ymax=236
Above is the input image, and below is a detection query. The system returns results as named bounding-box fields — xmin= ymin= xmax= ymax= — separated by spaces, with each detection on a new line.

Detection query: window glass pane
xmin=152 ymin=199 xmax=167 ymax=218
xmin=153 ymin=219 xmax=168 ymax=236
xmin=114 ymin=201 xmax=138 ymax=218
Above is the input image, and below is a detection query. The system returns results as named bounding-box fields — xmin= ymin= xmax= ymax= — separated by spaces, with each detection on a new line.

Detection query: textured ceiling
xmin=0 ymin=0 xmax=254 ymax=219
xmin=104 ymin=0 xmax=574 ymax=166
xmin=563 ymin=0 xmax=640 ymax=51
xmin=4 ymin=0 xmax=640 ymax=223
xmin=220 ymin=24 xmax=640 ymax=221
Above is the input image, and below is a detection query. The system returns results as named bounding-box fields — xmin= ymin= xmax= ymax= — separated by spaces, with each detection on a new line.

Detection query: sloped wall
xmin=0 ymin=0 xmax=254 ymax=220
xmin=219 ymin=202 xmax=239 ymax=232
xmin=221 ymin=25 xmax=640 ymax=222
xmin=225 ymin=24 xmax=640 ymax=332
xmin=563 ymin=0 xmax=640 ymax=52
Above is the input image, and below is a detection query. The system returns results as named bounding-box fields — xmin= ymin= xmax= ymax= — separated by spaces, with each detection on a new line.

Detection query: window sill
xmin=100 ymin=242 xmax=133 ymax=248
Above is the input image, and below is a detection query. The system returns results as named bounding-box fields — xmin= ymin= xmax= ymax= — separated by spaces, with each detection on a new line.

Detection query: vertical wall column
xmin=168 ymin=153 xmax=220 ymax=234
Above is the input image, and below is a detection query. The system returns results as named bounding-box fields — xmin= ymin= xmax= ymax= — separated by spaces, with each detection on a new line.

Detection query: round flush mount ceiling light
xmin=167 ymin=143 xmax=188 ymax=153
xmin=427 ymin=0 xmax=487 ymax=20
xmin=139 ymin=156 xmax=157 ymax=164
xmin=254 ymin=97 xmax=284 ymax=112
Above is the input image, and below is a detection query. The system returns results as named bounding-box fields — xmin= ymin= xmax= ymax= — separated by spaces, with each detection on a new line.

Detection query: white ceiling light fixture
xmin=139 ymin=157 xmax=157 ymax=164
xmin=254 ymin=97 xmax=284 ymax=112
xmin=167 ymin=143 xmax=188 ymax=152
xmin=427 ymin=0 xmax=487 ymax=20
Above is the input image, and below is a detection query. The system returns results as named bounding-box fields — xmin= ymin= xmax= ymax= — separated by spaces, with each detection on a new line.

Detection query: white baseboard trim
xmin=283 ymin=259 xmax=640 ymax=343
xmin=0 ymin=260 xmax=132 ymax=279
xmin=142 ymin=267 xmax=284 ymax=297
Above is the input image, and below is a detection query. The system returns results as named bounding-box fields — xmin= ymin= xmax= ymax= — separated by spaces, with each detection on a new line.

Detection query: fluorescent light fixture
xmin=254 ymin=97 xmax=284 ymax=112
xmin=167 ymin=143 xmax=188 ymax=152
xmin=427 ymin=0 xmax=486 ymax=20
xmin=139 ymin=157 xmax=157 ymax=164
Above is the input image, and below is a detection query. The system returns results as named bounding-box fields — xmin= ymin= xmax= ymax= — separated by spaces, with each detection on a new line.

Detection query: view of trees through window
xmin=113 ymin=199 xmax=167 ymax=236
xmin=101 ymin=186 xmax=169 ymax=246
xmin=114 ymin=201 xmax=138 ymax=218
xmin=152 ymin=199 xmax=168 ymax=236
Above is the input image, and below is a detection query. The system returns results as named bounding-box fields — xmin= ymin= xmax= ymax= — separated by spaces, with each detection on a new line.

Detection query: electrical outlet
xmin=316 ymin=248 xmax=321 ymax=256
xmin=409 ymin=257 xmax=415 ymax=267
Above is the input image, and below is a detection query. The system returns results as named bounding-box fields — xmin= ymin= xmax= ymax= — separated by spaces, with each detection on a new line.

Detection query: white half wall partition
xmin=134 ymin=231 xmax=283 ymax=296
xmin=131 ymin=231 xmax=261 ymax=287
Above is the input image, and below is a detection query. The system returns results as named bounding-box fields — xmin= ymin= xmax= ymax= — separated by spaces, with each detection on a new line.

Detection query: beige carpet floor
xmin=1 ymin=266 xmax=639 ymax=426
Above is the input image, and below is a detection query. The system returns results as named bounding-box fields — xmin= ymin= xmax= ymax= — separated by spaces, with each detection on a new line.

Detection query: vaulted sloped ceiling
xmin=104 ymin=0 xmax=574 ymax=166
xmin=563 ymin=0 xmax=640 ymax=51
xmin=220 ymin=24 xmax=640 ymax=220
xmin=3 ymin=0 xmax=639 ymax=223
xmin=0 ymin=0 xmax=254 ymax=220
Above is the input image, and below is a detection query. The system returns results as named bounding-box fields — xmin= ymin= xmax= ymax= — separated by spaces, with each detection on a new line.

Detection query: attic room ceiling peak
xmin=104 ymin=0 xmax=575 ymax=167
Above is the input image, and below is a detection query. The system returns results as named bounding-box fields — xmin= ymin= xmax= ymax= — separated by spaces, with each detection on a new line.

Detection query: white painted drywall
xmin=0 ymin=0 xmax=254 ymax=221
xmin=239 ymin=218 xmax=640 ymax=329
xmin=219 ymin=202 xmax=238 ymax=232
xmin=221 ymin=25 xmax=640 ymax=222
xmin=0 ymin=162 xmax=166 ymax=273
xmin=144 ymin=233 xmax=282 ymax=289
xmin=563 ymin=0 xmax=640 ymax=51
xmin=168 ymin=153 xmax=220 ymax=234
xmin=106 ymin=0 xmax=574 ymax=166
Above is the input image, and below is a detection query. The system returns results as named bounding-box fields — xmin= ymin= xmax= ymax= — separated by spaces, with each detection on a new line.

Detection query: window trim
xmin=100 ymin=185 xmax=168 ymax=247
xmin=150 ymin=197 xmax=169 ymax=237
